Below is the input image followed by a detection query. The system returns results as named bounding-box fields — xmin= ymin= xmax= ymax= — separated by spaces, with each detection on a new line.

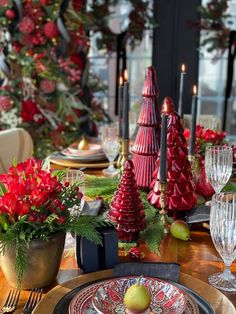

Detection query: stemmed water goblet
xmin=101 ymin=124 xmax=119 ymax=177
xmin=209 ymin=192 xmax=236 ymax=292
xmin=205 ymin=146 xmax=233 ymax=194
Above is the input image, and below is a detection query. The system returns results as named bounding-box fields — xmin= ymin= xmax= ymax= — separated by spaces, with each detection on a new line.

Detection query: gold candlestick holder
xmin=117 ymin=137 xmax=123 ymax=170
xmin=159 ymin=180 xmax=169 ymax=234
xmin=120 ymin=138 xmax=130 ymax=173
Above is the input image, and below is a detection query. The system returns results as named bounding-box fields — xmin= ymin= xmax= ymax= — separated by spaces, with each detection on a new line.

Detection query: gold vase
xmin=0 ymin=231 xmax=66 ymax=290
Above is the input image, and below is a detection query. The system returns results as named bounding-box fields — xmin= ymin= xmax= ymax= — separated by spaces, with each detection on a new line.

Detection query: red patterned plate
xmin=92 ymin=276 xmax=187 ymax=314
xmin=69 ymin=277 xmax=199 ymax=314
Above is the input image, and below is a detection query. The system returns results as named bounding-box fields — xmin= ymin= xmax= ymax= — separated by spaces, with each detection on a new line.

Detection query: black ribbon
xmin=223 ymin=30 xmax=236 ymax=131
xmin=115 ymin=31 xmax=127 ymax=115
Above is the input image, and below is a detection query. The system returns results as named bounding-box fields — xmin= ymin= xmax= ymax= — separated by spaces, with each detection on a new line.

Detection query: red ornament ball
xmin=5 ymin=9 xmax=15 ymax=19
xmin=43 ymin=21 xmax=59 ymax=39
xmin=19 ymin=17 xmax=35 ymax=34
xmin=73 ymin=0 xmax=84 ymax=11
xmin=40 ymin=79 xmax=56 ymax=94
xmin=40 ymin=0 xmax=51 ymax=4
xmin=128 ymin=247 xmax=142 ymax=260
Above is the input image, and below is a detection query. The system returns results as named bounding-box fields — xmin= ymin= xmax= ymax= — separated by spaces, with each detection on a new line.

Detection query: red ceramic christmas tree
xmin=132 ymin=66 xmax=161 ymax=189
xmin=148 ymin=97 xmax=197 ymax=211
xmin=108 ymin=160 xmax=146 ymax=242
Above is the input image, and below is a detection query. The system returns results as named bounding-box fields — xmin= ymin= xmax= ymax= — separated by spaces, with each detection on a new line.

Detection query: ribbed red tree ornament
xmin=108 ymin=160 xmax=146 ymax=242
xmin=132 ymin=66 xmax=161 ymax=189
xmin=148 ymin=97 xmax=197 ymax=211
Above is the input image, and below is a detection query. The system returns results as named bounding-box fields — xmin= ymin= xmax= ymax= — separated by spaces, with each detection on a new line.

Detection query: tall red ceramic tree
xmin=132 ymin=66 xmax=161 ymax=189
xmin=108 ymin=160 xmax=146 ymax=242
xmin=148 ymin=97 xmax=197 ymax=211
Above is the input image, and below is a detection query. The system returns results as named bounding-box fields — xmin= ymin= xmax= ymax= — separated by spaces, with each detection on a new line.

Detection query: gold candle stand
xmin=117 ymin=138 xmax=123 ymax=170
xmin=120 ymin=138 xmax=130 ymax=173
xmin=159 ymin=180 xmax=169 ymax=234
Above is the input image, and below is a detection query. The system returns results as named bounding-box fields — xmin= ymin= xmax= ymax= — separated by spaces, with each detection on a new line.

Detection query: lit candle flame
xmin=193 ymin=85 xmax=197 ymax=95
xmin=119 ymin=76 xmax=123 ymax=86
xmin=124 ymin=69 xmax=128 ymax=81
xmin=181 ymin=64 xmax=186 ymax=72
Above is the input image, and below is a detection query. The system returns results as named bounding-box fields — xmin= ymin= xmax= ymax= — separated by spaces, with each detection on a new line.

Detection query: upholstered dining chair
xmin=0 ymin=128 xmax=33 ymax=174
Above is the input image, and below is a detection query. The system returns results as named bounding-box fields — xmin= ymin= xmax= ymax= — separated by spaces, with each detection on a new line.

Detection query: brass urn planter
xmin=0 ymin=232 xmax=66 ymax=290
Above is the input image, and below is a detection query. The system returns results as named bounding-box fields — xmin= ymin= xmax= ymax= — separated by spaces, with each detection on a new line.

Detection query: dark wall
xmin=152 ymin=0 xmax=201 ymax=114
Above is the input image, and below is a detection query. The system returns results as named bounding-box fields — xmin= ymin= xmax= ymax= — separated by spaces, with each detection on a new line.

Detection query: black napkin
xmin=80 ymin=200 xmax=103 ymax=216
xmin=113 ymin=262 xmax=180 ymax=283
xmin=185 ymin=205 xmax=210 ymax=224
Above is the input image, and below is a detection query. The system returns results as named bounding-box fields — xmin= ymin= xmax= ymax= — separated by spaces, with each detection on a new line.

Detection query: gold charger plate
xmin=33 ymin=270 xmax=236 ymax=314
xmin=50 ymin=158 xmax=110 ymax=169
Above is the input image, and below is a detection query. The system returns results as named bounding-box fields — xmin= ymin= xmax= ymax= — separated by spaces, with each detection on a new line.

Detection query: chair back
xmin=0 ymin=128 xmax=33 ymax=173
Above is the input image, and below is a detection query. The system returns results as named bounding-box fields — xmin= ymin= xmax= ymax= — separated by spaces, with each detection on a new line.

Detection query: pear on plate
xmin=78 ymin=136 xmax=89 ymax=150
xmin=124 ymin=280 xmax=151 ymax=313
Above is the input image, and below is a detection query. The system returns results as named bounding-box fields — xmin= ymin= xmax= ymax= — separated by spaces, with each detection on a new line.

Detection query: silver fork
xmin=22 ymin=288 xmax=43 ymax=314
xmin=0 ymin=289 xmax=20 ymax=314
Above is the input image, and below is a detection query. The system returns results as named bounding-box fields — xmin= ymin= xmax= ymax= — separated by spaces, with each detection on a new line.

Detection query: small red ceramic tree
xmin=132 ymin=66 xmax=161 ymax=189
xmin=108 ymin=160 xmax=146 ymax=242
xmin=148 ymin=97 xmax=197 ymax=211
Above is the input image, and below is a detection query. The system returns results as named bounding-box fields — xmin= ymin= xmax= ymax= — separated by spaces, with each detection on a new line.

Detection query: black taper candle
xmin=123 ymin=80 xmax=129 ymax=140
xmin=189 ymin=85 xmax=198 ymax=156
xmin=159 ymin=114 xmax=168 ymax=181
xmin=118 ymin=76 xmax=124 ymax=138
xmin=178 ymin=64 xmax=186 ymax=119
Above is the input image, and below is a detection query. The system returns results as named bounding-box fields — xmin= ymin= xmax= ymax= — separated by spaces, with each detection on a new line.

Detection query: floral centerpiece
xmin=0 ymin=158 xmax=105 ymax=288
xmin=184 ymin=125 xmax=226 ymax=157
xmin=184 ymin=125 xmax=228 ymax=198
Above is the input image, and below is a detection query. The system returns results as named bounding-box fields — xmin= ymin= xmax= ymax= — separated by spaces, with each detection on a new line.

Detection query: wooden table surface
xmin=0 ymin=231 xmax=235 ymax=313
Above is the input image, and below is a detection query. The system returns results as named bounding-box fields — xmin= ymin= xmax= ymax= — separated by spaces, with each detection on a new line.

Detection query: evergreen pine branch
xmin=15 ymin=238 xmax=28 ymax=289
xmin=66 ymin=216 xmax=109 ymax=245
xmin=140 ymin=221 xmax=164 ymax=255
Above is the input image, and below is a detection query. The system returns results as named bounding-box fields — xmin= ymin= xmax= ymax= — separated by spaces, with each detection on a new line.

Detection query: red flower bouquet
xmin=184 ymin=125 xmax=227 ymax=198
xmin=0 ymin=158 xmax=104 ymax=286
xmin=184 ymin=125 xmax=226 ymax=156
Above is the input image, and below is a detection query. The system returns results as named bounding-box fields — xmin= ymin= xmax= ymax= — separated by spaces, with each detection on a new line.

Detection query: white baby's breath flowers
xmin=0 ymin=108 xmax=22 ymax=128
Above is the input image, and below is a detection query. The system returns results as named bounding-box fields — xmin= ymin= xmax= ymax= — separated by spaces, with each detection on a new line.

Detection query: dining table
xmin=0 ymin=164 xmax=236 ymax=314
xmin=0 ymin=230 xmax=235 ymax=313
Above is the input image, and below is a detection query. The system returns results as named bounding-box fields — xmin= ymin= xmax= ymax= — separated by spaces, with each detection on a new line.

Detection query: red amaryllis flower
xmin=43 ymin=21 xmax=59 ymax=39
xmin=0 ymin=95 xmax=12 ymax=111
xmin=19 ymin=17 xmax=35 ymax=34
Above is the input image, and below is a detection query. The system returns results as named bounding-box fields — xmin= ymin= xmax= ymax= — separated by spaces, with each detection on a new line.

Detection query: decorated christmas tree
xmin=132 ymin=66 xmax=161 ymax=189
xmin=148 ymin=97 xmax=197 ymax=211
xmin=0 ymin=1 xmax=153 ymax=158
xmin=108 ymin=160 xmax=146 ymax=242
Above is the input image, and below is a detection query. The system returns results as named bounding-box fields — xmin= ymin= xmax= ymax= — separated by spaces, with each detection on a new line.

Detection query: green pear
xmin=78 ymin=137 xmax=89 ymax=150
xmin=124 ymin=282 xmax=151 ymax=313
xmin=170 ymin=220 xmax=190 ymax=241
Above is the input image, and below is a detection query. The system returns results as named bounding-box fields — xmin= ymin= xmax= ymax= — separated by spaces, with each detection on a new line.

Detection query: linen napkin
xmin=113 ymin=262 xmax=180 ymax=282
xmin=185 ymin=205 xmax=210 ymax=224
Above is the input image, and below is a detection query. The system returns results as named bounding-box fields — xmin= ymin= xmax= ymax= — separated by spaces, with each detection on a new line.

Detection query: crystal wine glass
xmin=205 ymin=146 xmax=233 ymax=194
xmin=209 ymin=192 xmax=236 ymax=292
xmin=101 ymin=124 xmax=119 ymax=177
